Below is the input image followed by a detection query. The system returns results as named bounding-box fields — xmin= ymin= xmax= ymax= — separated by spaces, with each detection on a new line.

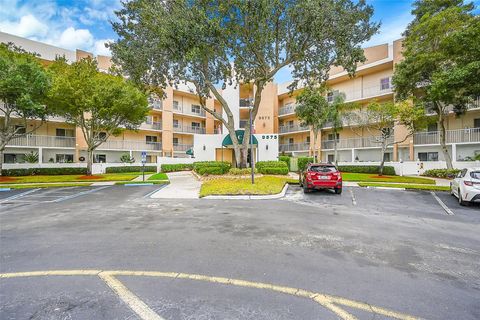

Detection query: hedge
xmin=338 ymin=165 xmax=396 ymax=176
xmin=298 ymin=157 xmax=314 ymax=172
xmin=259 ymin=167 xmax=289 ymax=175
xmin=1 ymin=167 xmax=87 ymax=176
xmin=256 ymin=161 xmax=289 ymax=175
xmin=228 ymin=168 xmax=258 ymax=175
xmin=278 ymin=156 xmax=290 ymax=169
xmin=422 ymin=169 xmax=461 ymax=179
xmin=105 ymin=166 xmax=157 ymax=173
xmin=193 ymin=161 xmax=231 ymax=175
xmin=161 ymin=163 xmax=194 ymax=172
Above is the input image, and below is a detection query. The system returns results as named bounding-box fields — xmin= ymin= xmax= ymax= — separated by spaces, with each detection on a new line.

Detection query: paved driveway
xmin=150 ymin=171 xmax=201 ymax=199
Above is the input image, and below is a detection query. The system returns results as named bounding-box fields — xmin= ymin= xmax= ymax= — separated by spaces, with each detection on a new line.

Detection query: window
xmin=418 ymin=152 xmax=438 ymax=161
xmin=173 ymin=100 xmax=180 ymax=110
xmin=56 ymin=154 xmax=74 ymax=163
xmin=287 ymin=120 xmax=294 ymax=126
xmin=470 ymin=171 xmax=480 ymax=179
xmin=309 ymin=165 xmax=337 ymax=172
xmin=327 ymin=154 xmax=335 ymax=163
xmin=95 ymin=132 xmax=107 ymax=140
xmin=191 ymin=104 xmax=201 ymax=114
xmin=474 ymin=118 xmax=480 ymax=128
xmin=327 ymin=90 xmax=339 ymax=103
xmin=427 ymin=123 xmax=438 ymax=132
xmin=15 ymin=125 xmax=26 ymax=134
xmin=146 ymin=135 xmax=157 ymax=143
xmin=306 ymin=136 xmax=310 ymax=143
xmin=288 ymin=138 xmax=294 ymax=144
xmin=94 ymin=154 xmax=106 ymax=163
xmin=56 ymin=128 xmax=74 ymax=137
xmin=239 ymin=120 xmax=248 ymax=128
xmin=380 ymin=77 xmax=390 ymax=90
xmin=4 ymin=153 xmax=24 ymax=164
xmin=173 ymin=119 xmax=179 ymax=128
xmin=191 ymin=122 xmax=200 ymax=128
xmin=327 ymin=133 xmax=339 ymax=141
xmin=173 ymin=137 xmax=179 ymax=145
xmin=383 ymin=153 xmax=392 ymax=162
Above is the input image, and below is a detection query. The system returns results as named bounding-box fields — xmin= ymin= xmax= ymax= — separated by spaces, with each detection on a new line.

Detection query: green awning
xmin=186 ymin=148 xmax=194 ymax=156
xmin=222 ymin=130 xmax=258 ymax=147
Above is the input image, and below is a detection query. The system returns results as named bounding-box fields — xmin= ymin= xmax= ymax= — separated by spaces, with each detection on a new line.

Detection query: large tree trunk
xmin=87 ymin=148 xmax=94 ymax=175
xmin=0 ymin=148 xmax=4 ymax=176
xmin=378 ymin=142 xmax=388 ymax=176
xmin=333 ymin=131 xmax=338 ymax=166
xmin=438 ymin=114 xmax=453 ymax=169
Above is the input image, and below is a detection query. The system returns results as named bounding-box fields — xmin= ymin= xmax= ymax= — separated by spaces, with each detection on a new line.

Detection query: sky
xmin=0 ymin=0 xmax=478 ymax=83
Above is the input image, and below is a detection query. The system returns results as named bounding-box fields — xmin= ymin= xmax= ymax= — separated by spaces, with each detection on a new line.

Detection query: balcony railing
xmin=278 ymin=104 xmax=296 ymax=116
xmin=414 ymin=128 xmax=480 ymax=145
xmin=141 ymin=121 xmax=162 ymax=130
xmin=279 ymin=143 xmax=310 ymax=152
xmin=321 ymin=136 xmax=393 ymax=150
xmin=7 ymin=135 xmax=76 ymax=148
xmin=148 ymin=99 xmax=163 ymax=110
xmin=173 ymin=104 xmax=206 ymax=117
xmin=239 ymin=98 xmax=253 ymax=108
xmin=173 ymin=125 xmax=206 ymax=134
xmin=98 ymin=140 xmax=162 ymax=151
xmin=279 ymin=124 xmax=309 ymax=134
xmin=173 ymin=144 xmax=193 ymax=151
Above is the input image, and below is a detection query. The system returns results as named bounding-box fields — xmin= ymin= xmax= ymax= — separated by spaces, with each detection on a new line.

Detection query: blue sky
xmin=1 ymin=0 xmax=478 ymax=82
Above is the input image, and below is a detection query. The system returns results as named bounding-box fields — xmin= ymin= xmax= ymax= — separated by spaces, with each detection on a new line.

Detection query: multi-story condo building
xmin=2 ymin=31 xmax=479 ymax=166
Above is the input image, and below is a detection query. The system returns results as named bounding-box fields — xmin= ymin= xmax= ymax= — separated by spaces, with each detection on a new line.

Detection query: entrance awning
xmin=186 ymin=148 xmax=194 ymax=156
xmin=222 ymin=130 xmax=258 ymax=147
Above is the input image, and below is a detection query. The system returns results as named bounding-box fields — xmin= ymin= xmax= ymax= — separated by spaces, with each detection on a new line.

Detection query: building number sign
xmin=261 ymin=135 xmax=277 ymax=139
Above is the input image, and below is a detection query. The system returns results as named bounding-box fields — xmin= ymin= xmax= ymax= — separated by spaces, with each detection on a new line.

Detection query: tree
xmin=345 ymin=100 xmax=424 ymax=175
xmin=0 ymin=43 xmax=51 ymax=175
xmin=48 ymin=58 xmax=149 ymax=175
xmin=295 ymin=87 xmax=330 ymax=162
xmin=329 ymin=93 xmax=349 ymax=166
xmin=109 ymin=0 xmax=379 ymax=167
xmin=393 ymin=0 xmax=480 ymax=169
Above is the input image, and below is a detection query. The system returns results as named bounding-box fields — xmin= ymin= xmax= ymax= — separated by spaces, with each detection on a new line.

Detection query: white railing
xmin=141 ymin=121 xmax=162 ymax=130
xmin=279 ymin=124 xmax=309 ymax=134
xmin=278 ymin=104 xmax=296 ymax=116
xmin=329 ymin=78 xmax=393 ymax=103
xmin=173 ymin=125 xmax=206 ymax=134
xmin=98 ymin=140 xmax=162 ymax=151
xmin=414 ymin=128 xmax=480 ymax=145
xmin=173 ymin=144 xmax=193 ymax=151
xmin=172 ymin=103 xmax=206 ymax=117
xmin=7 ymin=135 xmax=76 ymax=148
xmin=321 ymin=136 xmax=393 ymax=150
xmin=148 ymin=99 xmax=163 ymax=110
xmin=279 ymin=143 xmax=310 ymax=152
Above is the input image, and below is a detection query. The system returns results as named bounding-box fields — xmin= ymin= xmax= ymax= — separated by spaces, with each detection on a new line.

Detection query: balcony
xmin=173 ymin=124 xmax=206 ymax=134
xmin=141 ymin=120 xmax=162 ymax=131
xmin=173 ymin=144 xmax=193 ymax=152
xmin=279 ymin=124 xmax=309 ymax=134
xmin=279 ymin=142 xmax=310 ymax=152
xmin=98 ymin=140 xmax=162 ymax=151
xmin=329 ymin=78 xmax=393 ymax=103
xmin=278 ymin=104 xmax=296 ymax=116
xmin=173 ymin=103 xmax=206 ymax=117
xmin=148 ymin=99 xmax=163 ymax=111
xmin=239 ymin=98 xmax=253 ymax=108
xmin=321 ymin=136 xmax=393 ymax=150
xmin=414 ymin=128 xmax=480 ymax=145
xmin=7 ymin=135 xmax=76 ymax=148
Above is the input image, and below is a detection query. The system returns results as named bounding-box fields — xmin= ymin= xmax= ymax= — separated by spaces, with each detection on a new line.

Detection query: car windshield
xmin=309 ymin=165 xmax=336 ymax=173
xmin=470 ymin=171 xmax=480 ymax=180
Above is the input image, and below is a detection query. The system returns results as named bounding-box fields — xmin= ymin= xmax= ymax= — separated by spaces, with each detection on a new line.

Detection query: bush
xmin=228 ymin=168 xmax=258 ymax=175
xmin=256 ymin=161 xmax=289 ymax=175
xmin=105 ymin=166 xmax=157 ymax=173
xmin=259 ymin=167 xmax=289 ymax=175
xmin=2 ymin=167 xmax=87 ymax=176
xmin=193 ymin=161 xmax=231 ymax=175
xmin=338 ymin=165 xmax=396 ymax=176
xmin=278 ymin=156 xmax=290 ymax=170
xmin=298 ymin=157 xmax=314 ymax=172
xmin=161 ymin=163 xmax=194 ymax=172
xmin=422 ymin=169 xmax=461 ymax=179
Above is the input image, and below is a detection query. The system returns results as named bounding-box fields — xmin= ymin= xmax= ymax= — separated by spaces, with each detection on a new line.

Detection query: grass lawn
xmin=0 ymin=172 xmax=148 ymax=184
xmin=358 ymin=182 xmax=450 ymax=191
xmin=3 ymin=183 xmax=94 ymax=189
xmin=148 ymin=172 xmax=169 ymax=180
xmin=200 ymin=176 xmax=296 ymax=197
xmin=342 ymin=173 xmax=435 ymax=184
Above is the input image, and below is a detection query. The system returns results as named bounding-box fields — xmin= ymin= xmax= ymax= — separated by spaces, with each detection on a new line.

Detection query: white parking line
xmin=51 ymin=186 xmax=110 ymax=203
xmin=430 ymin=192 xmax=454 ymax=215
xmin=349 ymin=189 xmax=357 ymax=206
xmin=0 ymin=189 xmax=39 ymax=204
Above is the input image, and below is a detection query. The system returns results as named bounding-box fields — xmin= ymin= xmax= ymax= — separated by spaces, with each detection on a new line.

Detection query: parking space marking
xmin=431 ymin=192 xmax=454 ymax=215
xmin=0 ymin=188 xmax=39 ymax=204
xmin=0 ymin=269 xmax=419 ymax=320
xmin=143 ymin=184 xmax=168 ymax=199
xmin=51 ymin=186 xmax=111 ymax=203
xmin=349 ymin=189 xmax=357 ymax=206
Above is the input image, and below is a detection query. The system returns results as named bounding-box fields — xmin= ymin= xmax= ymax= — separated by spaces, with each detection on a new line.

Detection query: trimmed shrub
xmin=2 ymin=167 xmax=87 ymax=176
xmin=228 ymin=168 xmax=258 ymax=175
xmin=105 ymin=166 xmax=157 ymax=173
xmin=193 ymin=161 xmax=231 ymax=175
xmin=256 ymin=161 xmax=289 ymax=175
xmin=338 ymin=165 xmax=396 ymax=176
xmin=278 ymin=156 xmax=291 ymax=170
xmin=422 ymin=169 xmax=461 ymax=179
xmin=259 ymin=167 xmax=289 ymax=175
xmin=298 ymin=157 xmax=314 ymax=172
xmin=161 ymin=163 xmax=194 ymax=172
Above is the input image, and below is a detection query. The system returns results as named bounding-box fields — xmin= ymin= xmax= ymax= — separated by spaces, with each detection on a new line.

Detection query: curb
xmin=202 ymin=183 xmax=289 ymax=200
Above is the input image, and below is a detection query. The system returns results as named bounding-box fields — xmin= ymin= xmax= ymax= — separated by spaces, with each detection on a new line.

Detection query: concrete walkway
xmin=150 ymin=171 xmax=201 ymax=199
xmin=132 ymin=173 xmax=154 ymax=182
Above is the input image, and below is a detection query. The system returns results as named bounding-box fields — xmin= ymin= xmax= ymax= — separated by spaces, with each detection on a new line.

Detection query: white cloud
xmin=93 ymin=38 xmax=113 ymax=56
xmin=0 ymin=14 xmax=49 ymax=38
xmin=56 ymin=27 xmax=94 ymax=50
xmin=363 ymin=13 xmax=412 ymax=47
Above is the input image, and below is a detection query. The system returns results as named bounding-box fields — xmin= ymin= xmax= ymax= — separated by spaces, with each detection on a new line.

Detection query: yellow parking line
xmin=0 ymin=269 xmax=420 ymax=320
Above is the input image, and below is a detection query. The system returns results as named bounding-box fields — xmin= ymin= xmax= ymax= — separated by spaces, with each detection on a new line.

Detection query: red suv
xmin=300 ymin=163 xmax=342 ymax=194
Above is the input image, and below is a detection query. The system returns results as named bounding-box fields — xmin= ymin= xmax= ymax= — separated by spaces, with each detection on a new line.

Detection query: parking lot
xmin=1 ymin=185 xmax=479 ymax=319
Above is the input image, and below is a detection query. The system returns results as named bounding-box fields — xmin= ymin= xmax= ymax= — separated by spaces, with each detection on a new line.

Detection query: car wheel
xmin=303 ymin=185 xmax=310 ymax=194
xmin=458 ymin=189 xmax=468 ymax=206
xmin=334 ymin=188 xmax=342 ymax=195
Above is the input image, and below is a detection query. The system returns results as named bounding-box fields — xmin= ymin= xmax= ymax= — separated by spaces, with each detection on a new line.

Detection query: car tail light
xmin=464 ymin=181 xmax=474 ymax=186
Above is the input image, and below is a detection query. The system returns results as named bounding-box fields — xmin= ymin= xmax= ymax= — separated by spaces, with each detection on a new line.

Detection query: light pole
xmin=249 ymin=103 xmax=255 ymax=184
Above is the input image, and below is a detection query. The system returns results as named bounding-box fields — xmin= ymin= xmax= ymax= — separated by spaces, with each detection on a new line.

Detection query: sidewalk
xmin=150 ymin=171 xmax=201 ymax=199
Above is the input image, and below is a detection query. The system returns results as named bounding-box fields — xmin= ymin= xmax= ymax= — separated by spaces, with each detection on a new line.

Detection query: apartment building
xmin=2 ymin=31 xmax=479 ymax=166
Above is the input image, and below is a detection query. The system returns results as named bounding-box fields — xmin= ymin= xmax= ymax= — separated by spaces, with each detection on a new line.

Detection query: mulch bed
xmin=0 ymin=176 xmax=19 ymax=182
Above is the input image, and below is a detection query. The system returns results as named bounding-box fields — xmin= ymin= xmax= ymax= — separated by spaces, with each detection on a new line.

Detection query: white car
xmin=450 ymin=167 xmax=480 ymax=205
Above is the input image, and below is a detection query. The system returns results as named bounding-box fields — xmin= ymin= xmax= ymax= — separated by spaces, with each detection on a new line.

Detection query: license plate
xmin=319 ymin=176 xmax=329 ymax=180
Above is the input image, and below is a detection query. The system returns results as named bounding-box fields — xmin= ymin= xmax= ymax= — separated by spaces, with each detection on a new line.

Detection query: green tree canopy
xmin=48 ymin=58 xmax=149 ymax=174
xmin=0 ymin=43 xmax=51 ymax=175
